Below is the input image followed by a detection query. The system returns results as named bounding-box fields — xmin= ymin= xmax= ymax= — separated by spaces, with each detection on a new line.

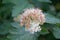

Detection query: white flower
xmin=25 ymin=21 xmax=41 ymax=34
xmin=14 ymin=8 xmax=45 ymax=34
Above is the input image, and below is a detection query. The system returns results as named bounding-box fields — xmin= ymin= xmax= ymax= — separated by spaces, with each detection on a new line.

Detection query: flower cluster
xmin=15 ymin=8 xmax=45 ymax=34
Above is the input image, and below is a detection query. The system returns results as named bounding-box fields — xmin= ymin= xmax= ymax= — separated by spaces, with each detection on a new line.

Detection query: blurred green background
xmin=0 ymin=0 xmax=60 ymax=40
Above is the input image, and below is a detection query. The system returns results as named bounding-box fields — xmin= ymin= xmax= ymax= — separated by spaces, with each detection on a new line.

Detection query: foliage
xmin=0 ymin=0 xmax=60 ymax=40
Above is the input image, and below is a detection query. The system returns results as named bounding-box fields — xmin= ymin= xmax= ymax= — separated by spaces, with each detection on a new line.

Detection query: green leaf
xmin=37 ymin=0 xmax=51 ymax=3
xmin=29 ymin=0 xmax=51 ymax=11
xmin=40 ymin=27 xmax=49 ymax=35
xmin=42 ymin=23 xmax=60 ymax=39
xmin=5 ymin=0 xmax=34 ymax=17
xmin=0 ymin=37 xmax=8 ymax=40
xmin=0 ymin=21 xmax=12 ymax=35
xmin=7 ymin=33 xmax=37 ymax=40
xmin=0 ymin=3 xmax=14 ymax=21
xmin=56 ymin=23 xmax=60 ymax=27
xmin=47 ymin=5 xmax=57 ymax=16
xmin=56 ymin=12 xmax=60 ymax=18
xmin=45 ymin=13 xmax=60 ymax=24
xmin=3 ymin=0 xmax=34 ymax=17
xmin=52 ymin=27 xmax=60 ymax=39
xmin=7 ymin=22 xmax=40 ymax=40
xmin=0 ymin=3 xmax=14 ymax=13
